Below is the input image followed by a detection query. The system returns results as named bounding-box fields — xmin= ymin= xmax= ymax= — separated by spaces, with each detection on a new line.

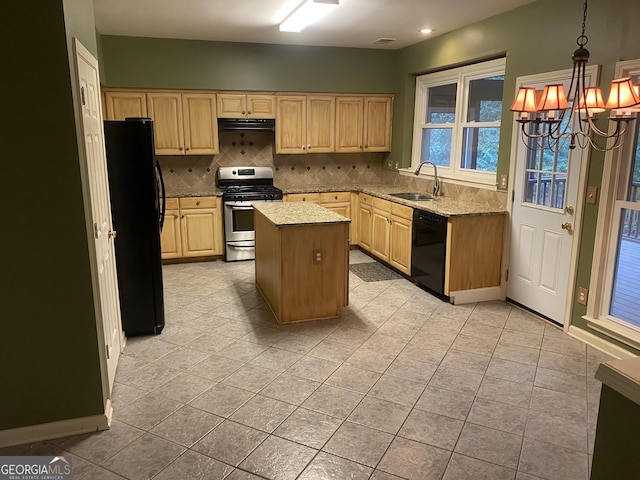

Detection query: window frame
xmin=583 ymin=59 xmax=640 ymax=350
xmin=409 ymin=58 xmax=506 ymax=187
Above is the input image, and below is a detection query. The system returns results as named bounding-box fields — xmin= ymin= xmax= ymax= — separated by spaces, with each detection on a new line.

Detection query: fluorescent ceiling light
xmin=279 ymin=0 xmax=339 ymax=33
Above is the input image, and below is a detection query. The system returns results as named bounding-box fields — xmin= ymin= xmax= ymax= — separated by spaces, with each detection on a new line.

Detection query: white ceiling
xmin=93 ymin=0 xmax=537 ymax=50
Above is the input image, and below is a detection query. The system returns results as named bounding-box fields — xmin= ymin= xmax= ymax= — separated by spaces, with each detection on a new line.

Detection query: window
xmin=412 ymin=58 xmax=506 ymax=186
xmin=585 ymin=59 xmax=640 ymax=349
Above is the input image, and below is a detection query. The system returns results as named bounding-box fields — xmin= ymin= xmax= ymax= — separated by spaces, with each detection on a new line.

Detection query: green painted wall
xmin=100 ymin=35 xmax=398 ymax=93
xmin=0 ymin=0 xmax=105 ymax=430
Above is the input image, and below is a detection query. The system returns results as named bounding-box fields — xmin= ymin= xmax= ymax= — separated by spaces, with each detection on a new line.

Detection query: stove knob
xmin=232 ymin=170 xmax=237 ymax=175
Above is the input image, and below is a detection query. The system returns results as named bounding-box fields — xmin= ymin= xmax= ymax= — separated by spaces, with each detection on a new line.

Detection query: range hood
xmin=219 ymin=118 xmax=275 ymax=131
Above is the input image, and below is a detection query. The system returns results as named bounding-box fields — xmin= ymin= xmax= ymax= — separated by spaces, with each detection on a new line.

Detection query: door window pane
xmin=467 ymin=76 xmax=504 ymax=122
xmin=523 ymin=136 xmax=567 ymax=209
xmin=610 ymin=207 xmax=640 ymax=327
xmin=421 ymin=128 xmax=452 ymax=167
xmin=426 ymin=84 xmax=457 ymax=123
xmin=461 ymin=127 xmax=499 ymax=171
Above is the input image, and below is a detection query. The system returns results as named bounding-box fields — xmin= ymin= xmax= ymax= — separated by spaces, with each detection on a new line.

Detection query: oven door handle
xmin=227 ymin=205 xmax=254 ymax=211
xmin=227 ymin=245 xmax=255 ymax=251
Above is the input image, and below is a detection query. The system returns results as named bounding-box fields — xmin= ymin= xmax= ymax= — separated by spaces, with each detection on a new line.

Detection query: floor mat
xmin=349 ymin=261 xmax=402 ymax=282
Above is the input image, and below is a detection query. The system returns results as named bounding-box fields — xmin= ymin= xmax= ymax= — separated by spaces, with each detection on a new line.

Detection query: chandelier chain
xmin=577 ymin=0 xmax=588 ymax=47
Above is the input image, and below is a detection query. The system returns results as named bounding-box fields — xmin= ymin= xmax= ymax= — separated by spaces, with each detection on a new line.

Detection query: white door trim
xmin=505 ymin=66 xmax=597 ymax=330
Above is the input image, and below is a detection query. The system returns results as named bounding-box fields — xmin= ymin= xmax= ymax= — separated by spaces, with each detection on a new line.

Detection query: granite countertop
xmin=254 ymin=202 xmax=351 ymax=226
xmin=166 ymin=189 xmax=223 ymax=198
xmin=596 ymin=357 xmax=640 ymax=406
xmin=282 ymin=185 xmax=505 ymax=217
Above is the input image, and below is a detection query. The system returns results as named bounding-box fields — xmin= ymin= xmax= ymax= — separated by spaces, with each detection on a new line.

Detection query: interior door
xmin=73 ymin=39 xmax=122 ymax=392
xmin=507 ymin=68 xmax=595 ymax=325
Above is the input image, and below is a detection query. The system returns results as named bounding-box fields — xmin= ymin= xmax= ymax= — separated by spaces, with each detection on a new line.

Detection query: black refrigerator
xmin=104 ymin=118 xmax=165 ymax=336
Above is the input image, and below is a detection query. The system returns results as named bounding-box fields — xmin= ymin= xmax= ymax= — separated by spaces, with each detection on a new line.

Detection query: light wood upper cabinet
xmin=217 ymin=93 xmax=276 ymax=118
xmin=182 ymin=93 xmax=219 ymax=155
xmin=306 ymin=96 xmax=335 ymax=153
xmin=336 ymin=95 xmax=392 ymax=153
xmin=146 ymin=92 xmax=218 ymax=155
xmin=364 ymin=96 xmax=392 ymax=152
xmin=146 ymin=92 xmax=185 ymax=155
xmin=104 ymin=91 xmax=147 ymax=120
xmin=336 ymin=96 xmax=364 ymax=153
xmin=276 ymin=96 xmax=307 ymax=154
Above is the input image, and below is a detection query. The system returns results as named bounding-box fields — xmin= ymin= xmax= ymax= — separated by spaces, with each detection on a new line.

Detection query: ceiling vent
xmin=373 ymin=38 xmax=397 ymax=45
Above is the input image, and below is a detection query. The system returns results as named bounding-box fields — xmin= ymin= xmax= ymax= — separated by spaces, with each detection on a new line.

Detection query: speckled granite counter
xmin=281 ymin=185 xmax=505 ymax=217
xmin=165 ymin=189 xmax=223 ymax=198
xmin=254 ymin=202 xmax=351 ymax=226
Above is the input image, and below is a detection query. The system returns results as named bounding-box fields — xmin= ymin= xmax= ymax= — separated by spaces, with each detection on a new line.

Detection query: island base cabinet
xmin=255 ymin=212 xmax=348 ymax=324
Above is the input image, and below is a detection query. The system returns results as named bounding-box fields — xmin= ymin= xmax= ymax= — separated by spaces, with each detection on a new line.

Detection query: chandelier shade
xmin=577 ymin=87 xmax=606 ymax=114
xmin=536 ymin=84 xmax=570 ymax=112
xmin=605 ymin=77 xmax=640 ymax=110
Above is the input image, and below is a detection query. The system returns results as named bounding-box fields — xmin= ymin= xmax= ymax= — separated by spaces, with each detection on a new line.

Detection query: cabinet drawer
xmin=359 ymin=194 xmax=374 ymax=206
xmin=391 ymin=202 xmax=413 ymax=220
xmin=179 ymin=196 xmax=218 ymax=209
xmin=286 ymin=193 xmax=320 ymax=202
xmin=319 ymin=191 xmax=351 ymax=203
xmin=373 ymin=197 xmax=391 ymax=211
xmin=165 ymin=197 xmax=179 ymax=210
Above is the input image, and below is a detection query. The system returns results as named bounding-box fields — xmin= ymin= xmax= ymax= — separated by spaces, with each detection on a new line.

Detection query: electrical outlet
xmin=313 ymin=249 xmax=323 ymax=264
xmin=500 ymin=174 xmax=508 ymax=189
xmin=577 ymin=287 xmax=588 ymax=305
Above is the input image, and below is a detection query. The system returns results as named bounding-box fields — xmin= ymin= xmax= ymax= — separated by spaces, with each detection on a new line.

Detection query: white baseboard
xmin=0 ymin=400 xmax=112 ymax=448
xmin=567 ymin=325 xmax=637 ymax=360
xmin=449 ymin=286 xmax=502 ymax=305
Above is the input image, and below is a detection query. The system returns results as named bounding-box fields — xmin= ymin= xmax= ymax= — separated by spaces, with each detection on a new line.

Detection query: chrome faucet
xmin=414 ymin=160 xmax=440 ymax=196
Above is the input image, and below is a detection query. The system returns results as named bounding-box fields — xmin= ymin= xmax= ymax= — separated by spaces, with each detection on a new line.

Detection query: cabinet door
xmin=322 ymin=201 xmax=352 ymax=244
xmin=160 ymin=209 xmax=182 ymax=259
xmin=276 ymin=96 xmax=307 ymax=154
xmin=335 ymin=96 xmax=364 ymax=153
xmin=217 ymin=94 xmax=247 ymax=118
xmin=183 ymin=93 xmax=219 ymax=155
xmin=104 ymin=91 xmax=147 ymax=120
xmin=307 ymin=95 xmax=335 ymax=153
xmin=247 ymin=95 xmax=276 ymax=118
xmin=363 ymin=96 xmax=392 ymax=152
xmin=286 ymin=193 xmax=320 ymax=202
xmin=180 ymin=208 xmax=218 ymax=257
xmin=147 ymin=92 xmax=185 ymax=155
xmin=371 ymin=208 xmax=391 ymax=260
xmin=358 ymin=203 xmax=373 ymax=251
xmin=389 ymin=214 xmax=412 ymax=274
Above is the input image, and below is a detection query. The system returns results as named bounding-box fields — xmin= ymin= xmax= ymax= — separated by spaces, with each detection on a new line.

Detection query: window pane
xmin=525 ymin=171 xmax=539 ymax=204
xmin=426 ymin=84 xmax=457 ymax=124
xmin=629 ymin=123 xmax=640 ymax=202
xmin=421 ymin=128 xmax=452 ymax=167
xmin=460 ymin=127 xmax=499 ymax=171
xmin=467 ymin=76 xmax=504 ymax=122
xmin=610 ymin=207 xmax=640 ymax=327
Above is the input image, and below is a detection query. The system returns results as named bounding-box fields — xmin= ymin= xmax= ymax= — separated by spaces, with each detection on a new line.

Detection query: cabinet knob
xmin=307 ymin=144 xmax=311 ymax=149
xmin=108 ymin=230 xmax=117 ymax=239
xmin=185 ymin=147 xmax=190 ymax=151
xmin=247 ymin=111 xmax=252 ymax=115
xmin=179 ymin=147 xmax=183 ymax=151
xmin=196 ymin=201 xmax=200 ymax=206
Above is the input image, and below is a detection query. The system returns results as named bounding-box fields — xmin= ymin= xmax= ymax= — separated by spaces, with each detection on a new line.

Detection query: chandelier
xmin=510 ymin=0 xmax=640 ymax=152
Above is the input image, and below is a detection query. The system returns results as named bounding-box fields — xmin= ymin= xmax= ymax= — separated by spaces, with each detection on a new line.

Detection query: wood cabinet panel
xmin=371 ymin=208 xmax=391 ymax=259
xmin=364 ymin=96 xmax=392 ymax=152
xmin=306 ymin=95 xmax=335 ymax=153
xmin=104 ymin=91 xmax=147 ymax=120
xmin=335 ymin=97 xmax=364 ymax=153
xmin=285 ymin=193 xmax=321 ymax=202
xmin=160 ymin=209 xmax=182 ymax=259
xmin=319 ymin=191 xmax=351 ymax=203
xmin=389 ymin=214 xmax=412 ymax=274
xmin=147 ymin=92 xmax=184 ymax=155
xmin=357 ymin=202 xmax=373 ymax=251
xmin=180 ymin=209 xmax=218 ymax=257
xmin=182 ymin=93 xmax=219 ymax=154
xmin=218 ymin=93 xmax=275 ymax=118
xmin=247 ymin=95 xmax=276 ymax=118
xmin=276 ymin=96 xmax=307 ymax=154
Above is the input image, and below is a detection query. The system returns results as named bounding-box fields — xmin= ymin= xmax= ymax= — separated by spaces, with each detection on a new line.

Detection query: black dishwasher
xmin=411 ymin=209 xmax=448 ymax=300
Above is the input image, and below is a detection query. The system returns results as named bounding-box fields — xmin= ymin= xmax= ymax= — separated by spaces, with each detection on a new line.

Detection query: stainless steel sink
xmin=389 ymin=192 xmax=434 ymax=201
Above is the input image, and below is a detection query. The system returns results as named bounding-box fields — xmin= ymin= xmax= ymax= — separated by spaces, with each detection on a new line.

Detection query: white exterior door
xmin=73 ymin=39 xmax=122 ymax=392
xmin=507 ymin=68 xmax=595 ymax=326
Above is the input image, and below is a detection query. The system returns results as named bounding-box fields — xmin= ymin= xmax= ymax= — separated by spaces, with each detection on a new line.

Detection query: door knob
xmin=561 ymin=222 xmax=572 ymax=234
xmin=565 ymin=205 xmax=575 ymax=214
xmin=108 ymin=230 xmax=117 ymax=239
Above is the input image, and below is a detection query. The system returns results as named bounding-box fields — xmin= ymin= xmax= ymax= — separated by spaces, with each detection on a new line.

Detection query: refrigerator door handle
xmin=156 ymin=159 xmax=166 ymax=231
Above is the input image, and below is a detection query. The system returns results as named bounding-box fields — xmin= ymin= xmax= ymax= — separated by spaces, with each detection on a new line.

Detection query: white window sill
xmin=398 ymin=168 xmax=498 ymax=191
xmin=584 ymin=315 xmax=640 ymax=352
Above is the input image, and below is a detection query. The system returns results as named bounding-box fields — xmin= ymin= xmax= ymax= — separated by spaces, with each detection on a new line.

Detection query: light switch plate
xmin=577 ymin=287 xmax=588 ymax=305
xmin=500 ymin=174 xmax=508 ymax=189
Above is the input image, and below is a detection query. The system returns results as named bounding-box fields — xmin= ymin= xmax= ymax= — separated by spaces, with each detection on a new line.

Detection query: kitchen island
xmin=254 ymin=202 xmax=350 ymax=324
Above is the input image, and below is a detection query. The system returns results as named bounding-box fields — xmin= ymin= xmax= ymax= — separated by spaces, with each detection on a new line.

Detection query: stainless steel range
xmin=217 ymin=166 xmax=283 ymax=261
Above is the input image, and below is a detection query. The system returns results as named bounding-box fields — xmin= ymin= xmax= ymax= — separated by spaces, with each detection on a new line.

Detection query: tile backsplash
xmin=158 ymin=130 xmax=506 ymax=210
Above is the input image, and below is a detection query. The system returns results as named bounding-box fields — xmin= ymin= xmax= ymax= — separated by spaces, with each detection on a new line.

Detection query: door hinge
xmin=505 ymin=269 xmax=509 ymax=281
xmin=81 ymin=86 xmax=86 ymax=106
xmin=511 ymin=190 xmax=515 ymax=203
xmin=93 ymin=222 xmax=99 ymax=239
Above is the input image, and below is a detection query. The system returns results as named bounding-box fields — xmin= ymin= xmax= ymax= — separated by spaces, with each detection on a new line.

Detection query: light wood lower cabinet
xmin=359 ymin=194 xmax=412 ymax=274
xmin=160 ymin=197 xmax=223 ymax=259
xmin=285 ymin=192 xmax=355 ymax=244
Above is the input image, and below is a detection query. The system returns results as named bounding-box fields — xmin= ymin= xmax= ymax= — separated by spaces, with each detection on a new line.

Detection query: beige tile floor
xmin=2 ymin=250 xmax=612 ymax=480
